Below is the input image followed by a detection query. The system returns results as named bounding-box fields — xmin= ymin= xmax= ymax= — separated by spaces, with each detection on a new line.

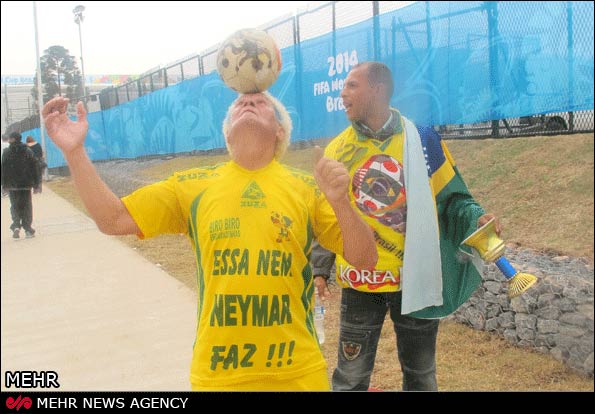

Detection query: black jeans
xmin=332 ymin=288 xmax=439 ymax=391
xmin=9 ymin=189 xmax=33 ymax=232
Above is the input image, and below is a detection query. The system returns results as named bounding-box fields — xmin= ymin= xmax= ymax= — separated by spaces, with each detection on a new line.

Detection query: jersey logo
xmin=241 ymin=181 xmax=266 ymax=208
xmin=270 ymin=211 xmax=293 ymax=242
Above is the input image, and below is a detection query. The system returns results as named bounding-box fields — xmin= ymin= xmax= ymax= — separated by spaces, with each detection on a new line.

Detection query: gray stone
xmin=498 ymin=312 xmax=515 ymax=329
xmin=485 ymin=317 xmax=499 ymax=331
xmin=577 ymin=303 xmax=594 ymax=318
xmin=537 ymin=319 xmax=559 ymax=334
xmin=548 ymin=335 xmax=558 ymax=347
xmin=503 ymin=329 xmax=518 ymax=344
xmin=538 ymin=293 xmax=558 ymax=307
xmin=518 ymin=338 xmax=535 ymax=347
xmin=550 ymin=347 xmax=569 ymax=362
xmin=535 ymin=334 xmax=556 ymax=349
xmin=526 ymin=266 xmax=540 ymax=276
xmin=557 ymin=324 xmax=586 ymax=338
xmin=535 ymin=306 xmax=562 ymax=320
xmin=576 ymin=293 xmax=594 ymax=306
xmin=567 ymin=356 xmax=584 ymax=372
xmin=576 ymin=336 xmax=594 ymax=355
xmin=560 ymin=313 xmax=592 ymax=329
xmin=486 ymin=304 xmax=501 ymax=319
xmin=548 ymin=283 xmax=565 ymax=295
xmin=475 ymin=300 xmax=487 ymax=315
xmin=559 ymin=298 xmax=577 ymax=312
xmin=517 ymin=328 xmax=536 ymax=341
xmin=484 ymin=281 xmax=502 ymax=295
xmin=452 ymin=312 xmax=467 ymax=325
xmin=483 ymin=270 xmax=498 ymax=281
xmin=457 ymin=302 xmax=471 ymax=312
xmin=515 ymin=314 xmax=537 ymax=330
xmin=538 ymin=284 xmax=563 ymax=297
xmin=511 ymin=294 xmax=537 ymax=314
xmin=484 ymin=291 xmax=499 ymax=304
xmin=584 ymin=353 xmax=594 ymax=374
xmin=555 ymin=332 xmax=581 ymax=350
xmin=535 ymin=335 xmax=549 ymax=348
xmin=563 ymin=287 xmax=580 ymax=300
xmin=536 ymin=281 xmax=556 ymax=295
xmin=467 ymin=308 xmax=485 ymax=330
xmin=498 ymin=294 xmax=511 ymax=310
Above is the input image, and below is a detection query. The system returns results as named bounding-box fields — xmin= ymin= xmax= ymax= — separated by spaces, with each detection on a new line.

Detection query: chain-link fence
xmin=6 ymin=1 xmax=593 ymax=144
xmin=91 ymin=1 xmax=592 ymax=139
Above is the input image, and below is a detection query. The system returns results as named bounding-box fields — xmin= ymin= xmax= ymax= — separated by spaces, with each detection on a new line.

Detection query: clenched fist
xmin=313 ymin=146 xmax=350 ymax=204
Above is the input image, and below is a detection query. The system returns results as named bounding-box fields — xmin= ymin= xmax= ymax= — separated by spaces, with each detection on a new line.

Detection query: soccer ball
xmin=216 ymin=28 xmax=282 ymax=94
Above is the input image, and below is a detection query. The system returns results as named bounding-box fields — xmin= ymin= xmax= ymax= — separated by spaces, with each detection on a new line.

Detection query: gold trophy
xmin=461 ymin=218 xmax=537 ymax=298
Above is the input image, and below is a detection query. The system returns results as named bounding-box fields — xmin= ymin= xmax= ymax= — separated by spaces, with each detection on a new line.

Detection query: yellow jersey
xmin=325 ymin=127 xmax=405 ymax=292
xmin=121 ymin=160 xmax=343 ymax=390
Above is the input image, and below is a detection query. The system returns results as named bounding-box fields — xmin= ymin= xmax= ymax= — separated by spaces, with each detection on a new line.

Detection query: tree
xmin=31 ymin=45 xmax=83 ymax=112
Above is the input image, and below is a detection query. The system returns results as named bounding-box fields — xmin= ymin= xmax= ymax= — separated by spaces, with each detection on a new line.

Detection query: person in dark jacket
xmin=26 ymin=135 xmax=46 ymax=193
xmin=1 ymin=132 xmax=41 ymax=239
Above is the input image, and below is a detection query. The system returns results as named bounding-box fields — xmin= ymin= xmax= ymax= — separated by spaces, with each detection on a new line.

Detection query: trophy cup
xmin=461 ymin=218 xmax=537 ymax=298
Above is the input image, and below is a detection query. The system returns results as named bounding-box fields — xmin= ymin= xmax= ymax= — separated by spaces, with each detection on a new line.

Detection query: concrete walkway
xmin=1 ymin=188 xmax=197 ymax=391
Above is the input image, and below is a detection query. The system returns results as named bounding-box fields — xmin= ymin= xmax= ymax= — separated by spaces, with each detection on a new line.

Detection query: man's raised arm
xmin=42 ymin=97 xmax=139 ymax=235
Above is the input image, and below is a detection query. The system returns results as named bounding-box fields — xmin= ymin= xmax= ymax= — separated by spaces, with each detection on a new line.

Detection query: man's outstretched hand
xmin=42 ymin=97 xmax=89 ymax=156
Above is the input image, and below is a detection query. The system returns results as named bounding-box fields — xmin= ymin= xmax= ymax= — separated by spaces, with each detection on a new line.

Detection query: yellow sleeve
xmin=121 ymin=175 xmax=186 ymax=239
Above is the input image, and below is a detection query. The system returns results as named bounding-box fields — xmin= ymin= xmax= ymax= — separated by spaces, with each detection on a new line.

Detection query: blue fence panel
xmin=270 ymin=47 xmax=301 ymax=141
xmin=28 ymin=1 xmax=593 ymax=168
xmin=299 ymin=25 xmax=376 ymax=140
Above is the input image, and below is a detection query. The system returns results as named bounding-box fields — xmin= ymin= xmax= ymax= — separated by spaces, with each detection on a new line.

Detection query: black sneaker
xmin=12 ymin=228 xmax=20 ymax=239
xmin=25 ymin=229 xmax=36 ymax=238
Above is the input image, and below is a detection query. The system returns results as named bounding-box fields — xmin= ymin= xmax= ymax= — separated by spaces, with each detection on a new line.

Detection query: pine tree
xmin=30 ymin=45 xmax=83 ymax=112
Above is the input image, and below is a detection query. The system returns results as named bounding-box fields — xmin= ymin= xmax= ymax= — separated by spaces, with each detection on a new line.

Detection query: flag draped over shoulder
xmin=402 ymin=123 xmax=485 ymax=318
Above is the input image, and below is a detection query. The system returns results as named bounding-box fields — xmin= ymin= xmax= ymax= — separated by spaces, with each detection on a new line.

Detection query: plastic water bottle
xmin=314 ymin=291 xmax=325 ymax=344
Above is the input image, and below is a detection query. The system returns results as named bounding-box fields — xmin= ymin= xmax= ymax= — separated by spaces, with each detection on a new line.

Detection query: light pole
xmin=33 ymin=1 xmax=48 ymax=180
xmin=73 ymin=5 xmax=86 ymax=106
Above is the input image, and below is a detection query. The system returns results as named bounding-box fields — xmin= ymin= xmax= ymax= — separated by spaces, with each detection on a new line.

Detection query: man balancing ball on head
xmin=41 ymin=28 xmax=377 ymax=391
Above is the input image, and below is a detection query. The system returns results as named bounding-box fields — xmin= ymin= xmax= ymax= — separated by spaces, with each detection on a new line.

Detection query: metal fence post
xmin=373 ymin=1 xmax=380 ymax=61
xmin=487 ymin=1 xmax=500 ymax=137
xmin=294 ymin=14 xmax=304 ymax=140
xmin=567 ymin=1 xmax=575 ymax=131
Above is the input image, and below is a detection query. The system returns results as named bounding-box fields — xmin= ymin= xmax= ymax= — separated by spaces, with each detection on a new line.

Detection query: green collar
xmin=353 ymin=108 xmax=403 ymax=142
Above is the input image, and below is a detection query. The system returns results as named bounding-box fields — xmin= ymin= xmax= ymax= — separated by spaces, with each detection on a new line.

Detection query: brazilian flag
xmin=408 ymin=126 xmax=485 ymax=319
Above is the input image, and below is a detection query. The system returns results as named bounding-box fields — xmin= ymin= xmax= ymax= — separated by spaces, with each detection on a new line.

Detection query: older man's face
xmin=227 ymin=93 xmax=280 ymax=149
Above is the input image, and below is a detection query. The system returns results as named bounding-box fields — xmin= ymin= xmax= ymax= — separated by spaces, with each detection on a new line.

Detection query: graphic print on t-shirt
xmin=352 ymin=154 xmax=407 ymax=234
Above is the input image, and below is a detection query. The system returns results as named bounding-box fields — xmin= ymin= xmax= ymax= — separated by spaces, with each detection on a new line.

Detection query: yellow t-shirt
xmin=121 ymin=160 xmax=343 ymax=390
xmin=325 ymin=127 xmax=405 ymax=292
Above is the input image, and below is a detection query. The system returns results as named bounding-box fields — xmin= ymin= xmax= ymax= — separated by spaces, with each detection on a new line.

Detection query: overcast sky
xmin=0 ymin=1 xmax=317 ymax=76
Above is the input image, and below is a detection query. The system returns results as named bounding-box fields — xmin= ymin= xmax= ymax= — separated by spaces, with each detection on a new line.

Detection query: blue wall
xmin=26 ymin=1 xmax=594 ymax=168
